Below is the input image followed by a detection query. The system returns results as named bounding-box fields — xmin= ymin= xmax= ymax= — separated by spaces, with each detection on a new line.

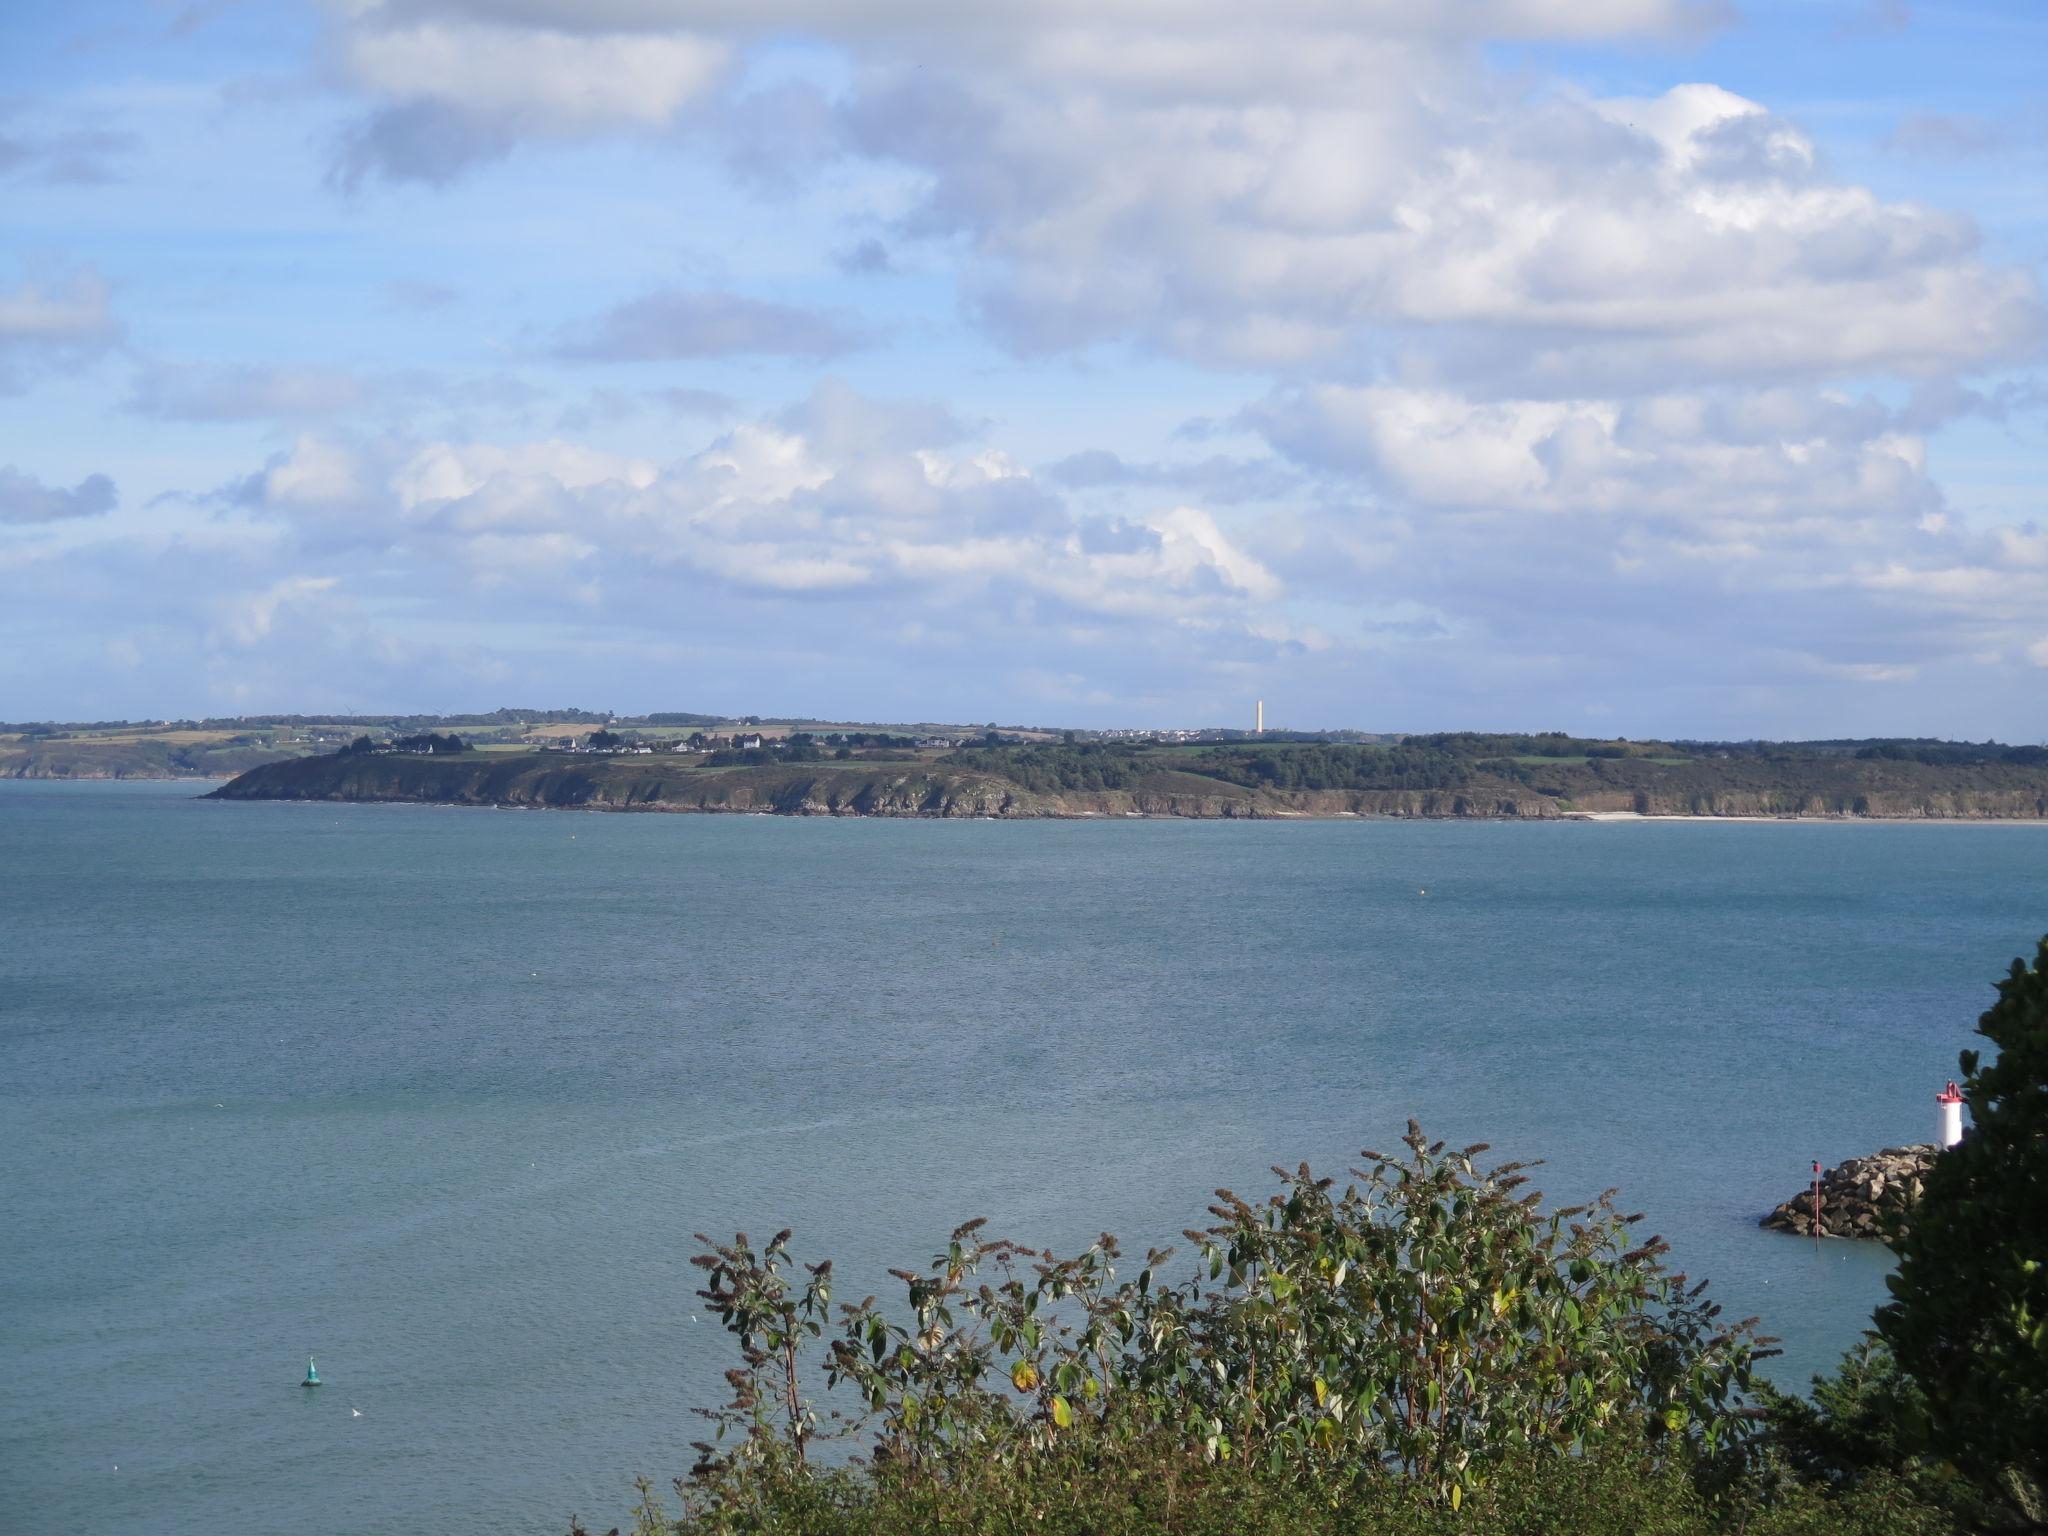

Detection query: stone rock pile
xmin=1760 ymin=1145 xmax=1938 ymax=1240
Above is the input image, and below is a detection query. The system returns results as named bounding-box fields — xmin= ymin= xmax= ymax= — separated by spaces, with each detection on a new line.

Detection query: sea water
xmin=2 ymin=779 xmax=2042 ymax=1534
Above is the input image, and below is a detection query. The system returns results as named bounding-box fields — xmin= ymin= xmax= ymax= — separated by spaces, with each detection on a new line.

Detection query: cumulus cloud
xmin=327 ymin=13 xmax=730 ymax=184
xmin=201 ymin=374 xmax=2044 ymax=713
xmin=12 ymin=360 xmax=2046 ymax=727
xmin=313 ymin=3 xmax=2041 ymax=399
xmin=859 ymin=74 xmax=2037 ymax=385
xmin=550 ymin=288 xmax=871 ymax=361
xmin=1253 ymin=382 xmax=1942 ymax=532
xmin=229 ymin=383 xmax=1285 ymax=632
xmin=1042 ymin=450 xmax=1299 ymax=505
xmin=0 ymin=465 xmax=117 ymax=524
xmin=775 ymin=375 xmax=966 ymax=455
xmin=1236 ymin=372 xmax=2048 ymax=710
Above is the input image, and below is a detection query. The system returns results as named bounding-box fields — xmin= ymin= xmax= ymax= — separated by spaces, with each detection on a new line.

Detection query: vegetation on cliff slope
xmin=208 ymin=732 xmax=2048 ymax=818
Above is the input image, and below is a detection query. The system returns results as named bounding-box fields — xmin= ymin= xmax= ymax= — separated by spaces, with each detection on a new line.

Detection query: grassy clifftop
xmin=0 ymin=734 xmax=296 ymax=780
xmin=209 ymin=752 xmax=1290 ymax=817
xmin=208 ymin=740 xmax=2048 ymax=819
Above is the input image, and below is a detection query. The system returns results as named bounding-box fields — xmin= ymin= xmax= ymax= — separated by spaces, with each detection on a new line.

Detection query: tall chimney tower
xmin=1255 ymin=700 xmax=1264 ymax=735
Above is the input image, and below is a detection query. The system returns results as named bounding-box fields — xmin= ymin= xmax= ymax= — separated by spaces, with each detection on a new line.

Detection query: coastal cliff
xmin=207 ymin=747 xmax=2048 ymax=820
xmin=1 ymin=740 xmax=294 ymax=779
xmin=207 ymin=752 xmax=1582 ymax=819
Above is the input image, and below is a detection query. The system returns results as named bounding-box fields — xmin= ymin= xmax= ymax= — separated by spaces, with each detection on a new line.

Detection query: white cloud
xmin=257 ymin=434 xmax=376 ymax=511
xmin=329 ymin=14 xmax=729 ymax=181
xmin=220 ymin=575 xmax=341 ymax=645
xmin=340 ymin=22 xmax=726 ymax=130
xmin=863 ymin=73 xmax=2037 ymax=384
xmin=1255 ymin=383 xmax=1941 ymax=533
xmin=321 ymin=4 xmax=2040 ymax=393
xmin=233 ymin=384 xmax=1287 ymax=630
xmin=390 ymin=440 xmax=657 ymax=510
xmin=14 ymin=366 xmax=2048 ymax=729
xmin=208 ymin=379 xmax=2048 ymax=710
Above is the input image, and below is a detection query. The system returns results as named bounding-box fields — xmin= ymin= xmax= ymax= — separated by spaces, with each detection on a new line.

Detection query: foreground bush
xmin=579 ymin=1126 xmax=1861 ymax=1533
xmin=713 ymin=1127 xmax=1765 ymax=1498
xmin=581 ymin=1438 xmax=1952 ymax=1536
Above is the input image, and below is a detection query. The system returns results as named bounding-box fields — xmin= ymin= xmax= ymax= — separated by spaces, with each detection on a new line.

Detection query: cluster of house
xmin=1094 ymin=727 xmax=1233 ymax=743
xmin=532 ymin=729 xmax=971 ymax=756
xmin=535 ymin=731 xmax=765 ymax=755
xmin=272 ymin=730 xmax=357 ymax=746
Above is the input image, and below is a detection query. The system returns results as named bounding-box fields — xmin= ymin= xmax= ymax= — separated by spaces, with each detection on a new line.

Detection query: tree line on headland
xmin=576 ymin=938 xmax=2048 ymax=1536
xmin=205 ymin=730 xmax=2048 ymax=818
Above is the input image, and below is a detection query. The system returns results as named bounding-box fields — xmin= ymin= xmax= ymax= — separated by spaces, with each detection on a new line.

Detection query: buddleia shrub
xmin=666 ymin=1124 xmax=1774 ymax=1532
xmin=590 ymin=1441 xmax=1953 ymax=1536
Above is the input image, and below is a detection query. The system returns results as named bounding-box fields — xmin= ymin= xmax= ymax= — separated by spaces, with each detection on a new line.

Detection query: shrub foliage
xmin=1874 ymin=935 xmax=2048 ymax=1527
xmin=658 ymin=1126 xmax=1773 ymax=1532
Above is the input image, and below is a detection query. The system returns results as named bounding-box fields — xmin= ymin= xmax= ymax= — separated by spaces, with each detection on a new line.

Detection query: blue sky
xmin=1 ymin=0 xmax=2043 ymax=736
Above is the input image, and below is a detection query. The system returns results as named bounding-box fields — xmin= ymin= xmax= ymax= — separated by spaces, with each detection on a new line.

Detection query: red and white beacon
xmin=1936 ymin=1081 xmax=1965 ymax=1150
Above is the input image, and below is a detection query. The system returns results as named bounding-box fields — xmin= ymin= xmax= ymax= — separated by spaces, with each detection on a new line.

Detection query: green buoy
xmin=303 ymin=1357 xmax=321 ymax=1387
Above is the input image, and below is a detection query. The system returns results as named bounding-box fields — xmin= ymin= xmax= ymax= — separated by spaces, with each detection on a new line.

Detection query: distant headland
xmin=7 ymin=711 xmax=2044 ymax=819
xmin=175 ymin=720 xmax=2048 ymax=820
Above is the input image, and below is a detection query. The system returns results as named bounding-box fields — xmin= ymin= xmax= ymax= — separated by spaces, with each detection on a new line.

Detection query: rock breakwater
xmin=1760 ymin=1145 xmax=1936 ymax=1239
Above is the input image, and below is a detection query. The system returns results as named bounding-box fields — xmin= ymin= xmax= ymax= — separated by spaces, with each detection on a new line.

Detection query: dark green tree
xmin=1762 ymin=1338 xmax=1940 ymax=1506
xmin=1875 ymin=935 xmax=2048 ymax=1527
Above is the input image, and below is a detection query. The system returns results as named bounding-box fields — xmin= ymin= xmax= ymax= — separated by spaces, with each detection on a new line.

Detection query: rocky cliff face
xmin=205 ymin=751 xmax=2048 ymax=822
xmin=207 ymin=754 xmax=1587 ymax=819
xmin=1760 ymin=1145 xmax=1936 ymax=1240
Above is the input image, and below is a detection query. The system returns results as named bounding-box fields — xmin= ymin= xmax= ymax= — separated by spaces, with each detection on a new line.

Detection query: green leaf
xmin=1051 ymin=1394 xmax=1073 ymax=1429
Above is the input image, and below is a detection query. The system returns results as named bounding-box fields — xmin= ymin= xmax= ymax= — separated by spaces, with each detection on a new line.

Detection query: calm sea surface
xmin=3 ymin=780 xmax=2043 ymax=1534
